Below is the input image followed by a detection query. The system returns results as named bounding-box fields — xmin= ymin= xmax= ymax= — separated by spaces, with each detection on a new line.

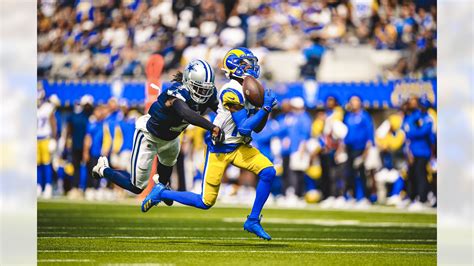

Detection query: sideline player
xmin=37 ymin=88 xmax=58 ymax=199
xmin=142 ymin=48 xmax=278 ymax=240
xmin=92 ymin=59 xmax=224 ymax=200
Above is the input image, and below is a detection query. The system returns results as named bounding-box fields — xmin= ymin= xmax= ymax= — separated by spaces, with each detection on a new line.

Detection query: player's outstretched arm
xmin=230 ymin=90 xmax=277 ymax=136
xmin=167 ymin=98 xmax=224 ymax=143
xmin=167 ymin=97 xmax=216 ymax=130
xmin=253 ymin=112 xmax=269 ymax=133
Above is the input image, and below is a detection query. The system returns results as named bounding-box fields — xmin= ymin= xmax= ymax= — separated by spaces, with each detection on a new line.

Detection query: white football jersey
xmin=37 ymin=102 xmax=55 ymax=139
xmin=213 ymin=79 xmax=256 ymax=145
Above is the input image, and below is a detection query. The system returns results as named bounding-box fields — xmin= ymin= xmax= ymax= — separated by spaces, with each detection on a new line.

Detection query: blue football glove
xmin=262 ymin=89 xmax=277 ymax=113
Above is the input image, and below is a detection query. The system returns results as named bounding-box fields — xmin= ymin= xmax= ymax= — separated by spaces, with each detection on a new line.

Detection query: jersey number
xmin=38 ymin=117 xmax=48 ymax=129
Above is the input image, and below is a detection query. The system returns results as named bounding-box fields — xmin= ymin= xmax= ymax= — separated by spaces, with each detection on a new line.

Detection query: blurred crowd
xmin=38 ymin=0 xmax=437 ymax=80
xmin=37 ymin=94 xmax=143 ymax=200
xmin=258 ymin=94 xmax=437 ymax=211
xmin=38 ymin=90 xmax=437 ymax=211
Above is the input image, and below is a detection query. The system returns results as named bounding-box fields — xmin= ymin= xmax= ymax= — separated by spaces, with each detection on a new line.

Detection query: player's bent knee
xmin=197 ymin=200 xmax=213 ymax=210
xmin=131 ymin=174 xmax=146 ymax=194
xmin=133 ymin=180 xmax=146 ymax=193
xmin=201 ymin=195 xmax=217 ymax=209
xmin=159 ymin=158 xmax=177 ymax=167
xmin=258 ymin=167 xmax=276 ymax=183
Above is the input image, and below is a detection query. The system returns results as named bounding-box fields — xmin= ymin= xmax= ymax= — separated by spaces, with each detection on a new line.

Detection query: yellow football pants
xmin=37 ymin=138 xmax=51 ymax=165
xmin=201 ymin=145 xmax=273 ymax=206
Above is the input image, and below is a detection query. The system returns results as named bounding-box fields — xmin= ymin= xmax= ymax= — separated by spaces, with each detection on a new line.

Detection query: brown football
xmin=242 ymin=75 xmax=264 ymax=107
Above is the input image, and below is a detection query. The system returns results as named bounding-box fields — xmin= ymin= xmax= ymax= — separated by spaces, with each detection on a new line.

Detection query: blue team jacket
xmin=287 ymin=111 xmax=312 ymax=154
xmin=86 ymin=119 xmax=104 ymax=158
xmin=343 ymin=110 xmax=375 ymax=151
xmin=251 ymin=119 xmax=280 ymax=162
xmin=275 ymin=113 xmax=292 ymax=156
xmin=403 ymin=110 xmax=433 ymax=158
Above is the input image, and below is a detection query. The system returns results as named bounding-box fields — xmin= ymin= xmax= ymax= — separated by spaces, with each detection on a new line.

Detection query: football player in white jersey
xmin=37 ymin=88 xmax=58 ymax=199
xmin=142 ymin=47 xmax=278 ymax=240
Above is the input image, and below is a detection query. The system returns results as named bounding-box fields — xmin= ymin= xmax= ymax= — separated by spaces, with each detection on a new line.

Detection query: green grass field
xmin=38 ymin=201 xmax=436 ymax=265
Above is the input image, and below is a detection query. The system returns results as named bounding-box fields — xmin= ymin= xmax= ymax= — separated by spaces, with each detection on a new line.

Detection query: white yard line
xmin=38 ymin=259 xmax=93 ymax=262
xmin=101 ymin=264 xmax=174 ymax=266
xmin=37 ymin=231 xmax=69 ymax=234
xmin=318 ymin=244 xmax=380 ymax=247
xmin=37 ymin=236 xmax=436 ymax=242
xmin=37 ymin=216 xmax=436 ymax=228
xmin=222 ymin=218 xmax=436 ymax=228
xmin=38 ymin=250 xmax=436 ymax=254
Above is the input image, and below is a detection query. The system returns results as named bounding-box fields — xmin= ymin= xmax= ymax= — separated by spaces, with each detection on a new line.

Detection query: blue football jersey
xmin=146 ymin=82 xmax=218 ymax=140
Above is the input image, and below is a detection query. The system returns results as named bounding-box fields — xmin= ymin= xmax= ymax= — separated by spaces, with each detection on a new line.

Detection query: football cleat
xmin=243 ymin=216 xmax=271 ymax=240
xmin=37 ymin=185 xmax=43 ymax=198
xmin=141 ymin=183 xmax=166 ymax=212
xmin=42 ymin=184 xmax=53 ymax=199
xmin=92 ymin=156 xmax=109 ymax=179
xmin=152 ymin=174 xmax=173 ymax=206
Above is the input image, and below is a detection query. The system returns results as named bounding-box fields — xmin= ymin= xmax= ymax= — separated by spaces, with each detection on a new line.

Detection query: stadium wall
xmin=40 ymin=78 xmax=437 ymax=109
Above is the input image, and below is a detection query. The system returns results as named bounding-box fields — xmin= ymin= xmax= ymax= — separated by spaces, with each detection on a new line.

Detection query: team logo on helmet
xmin=222 ymin=47 xmax=260 ymax=79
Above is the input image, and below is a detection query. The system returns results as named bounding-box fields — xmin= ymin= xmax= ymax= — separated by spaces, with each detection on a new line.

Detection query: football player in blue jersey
xmin=141 ymin=47 xmax=278 ymax=240
xmin=91 ymin=59 xmax=224 ymax=204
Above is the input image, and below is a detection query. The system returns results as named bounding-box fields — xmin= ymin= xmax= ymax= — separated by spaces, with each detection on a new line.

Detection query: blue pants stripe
xmin=200 ymin=148 xmax=210 ymax=198
xmin=132 ymin=134 xmax=145 ymax=186
xmin=130 ymin=130 xmax=143 ymax=185
xmin=130 ymin=130 xmax=139 ymax=181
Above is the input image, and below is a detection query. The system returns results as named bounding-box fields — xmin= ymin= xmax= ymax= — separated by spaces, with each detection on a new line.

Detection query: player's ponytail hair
xmin=172 ymin=71 xmax=184 ymax=83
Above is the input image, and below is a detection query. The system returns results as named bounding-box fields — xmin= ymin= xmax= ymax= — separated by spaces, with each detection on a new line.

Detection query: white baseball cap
xmin=290 ymin=97 xmax=305 ymax=109
xmin=80 ymin=94 xmax=94 ymax=106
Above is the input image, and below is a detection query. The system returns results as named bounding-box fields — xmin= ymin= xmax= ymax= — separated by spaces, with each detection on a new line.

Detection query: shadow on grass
xmin=196 ymin=241 xmax=289 ymax=248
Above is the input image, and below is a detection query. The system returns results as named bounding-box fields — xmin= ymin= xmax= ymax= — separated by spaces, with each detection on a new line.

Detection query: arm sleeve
xmin=172 ymin=99 xmax=215 ymax=131
xmin=254 ymin=112 xmax=269 ymax=133
xmin=231 ymin=108 xmax=269 ymax=136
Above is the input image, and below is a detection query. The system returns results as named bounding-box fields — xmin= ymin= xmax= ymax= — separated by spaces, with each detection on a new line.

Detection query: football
xmin=243 ymin=75 xmax=264 ymax=107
